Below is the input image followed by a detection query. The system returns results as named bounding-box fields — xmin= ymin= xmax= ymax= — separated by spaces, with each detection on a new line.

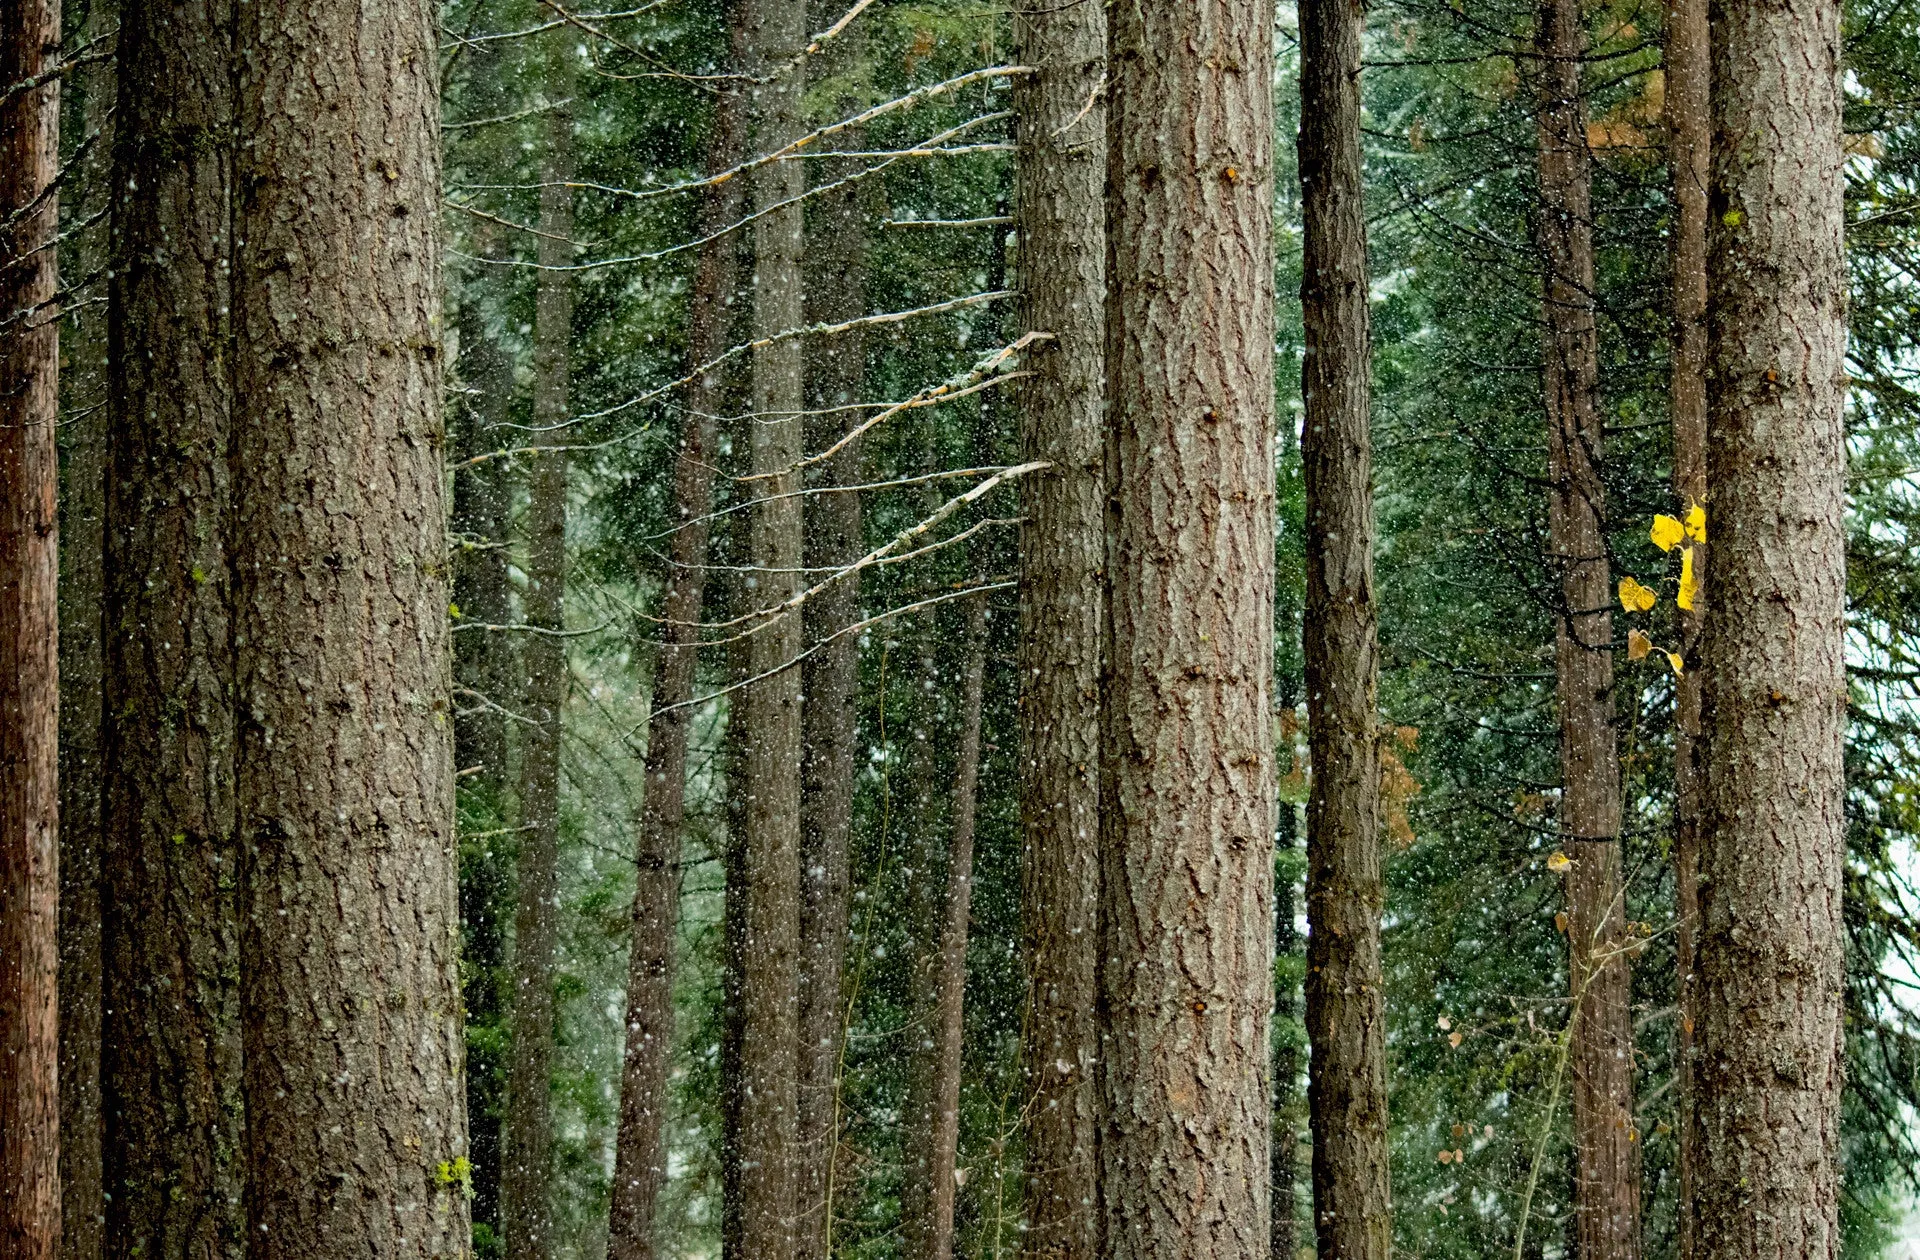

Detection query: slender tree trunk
xmin=228 ymin=1 xmax=469 ymax=1254
xmin=606 ymin=64 xmax=746 ymax=1260
xmin=504 ymin=74 xmax=575 ymax=1260
xmin=1298 ymin=0 xmax=1393 ymax=1255
xmin=1534 ymin=4 xmax=1643 ymax=1255
xmin=1663 ymin=0 xmax=1708 ymax=1252
xmin=99 ymin=2 xmax=247 ymax=1256
xmin=901 ymin=597 xmax=989 ymax=1260
xmin=1693 ymin=0 xmax=1847 ymax=1250
xmin=0 ymin=1 xmax=63 ymax=1255
xmin=794 ymin=47 xmax=868 ymax=1258
xmin=452 ymin=215 xmax=518 ymax=1245
xmin=735 ymin=0 xmax=808 ymax=1250
xmin=1101 ymin=0 xmax=1276 ymax=1251
xmin=1270 ymin=782 xmax=1300 ymax=1260
xmin=1012 ymin=0 xmax=1105 ymax=1250
xmin=719 ymin=486 xmax=755 ymax=1260
xmin=56 ymin=5 xmax=112 ymax=1254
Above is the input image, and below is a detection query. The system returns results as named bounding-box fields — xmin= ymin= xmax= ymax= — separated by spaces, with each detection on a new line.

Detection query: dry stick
xmin=655 ymin=462 xmax=1046 ymax=646
xmin=646 ymin=580 xmax=1014 ymax=722
xmin=453 ymin=111 xmax=1011 ymax=275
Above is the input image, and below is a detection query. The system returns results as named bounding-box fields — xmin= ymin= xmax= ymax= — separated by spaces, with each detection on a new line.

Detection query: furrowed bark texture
xmin=1663 ymin=0 xmax=1708 ymax=1250
xmin=1694 ymin=0 xmax=1848 ymax=1251
xmin=904 ymin=598 xmax=989 ymax=1260
xmin=734 ymin=0 xmax=808 ymax=1250
xmin=57 ymin=6 xmax=112 ymax=1254
xmin=1101 ymin=0 xmax=1277 ymax=1253
xmin=1535 ymin=3 xmax=1642 ymax=1254
xmin=1298 ymin=0 xmax=1392 ymax=1254
xmin=1012 ymin=0 xmax=1105 ymax=1250
xmin=1270 ymin=784 xmax=1300 ymax=1260
xmin=504 ymin=80 xmax=575 ymax=1260
xmin=606 ymin=72 xmax=745 ymax=1260
xmin=100 ymin=2 xmax=247 ymax=1255
xmin=451 ymin=215 xmax=516 ymax=1243
xmin=0 ymin=2 xmax=62 ymax=1255
xmin=794 ymin=46 xmax=867 ymax=1257
xmin=229 ymin=2 xmax=469 ymax=1255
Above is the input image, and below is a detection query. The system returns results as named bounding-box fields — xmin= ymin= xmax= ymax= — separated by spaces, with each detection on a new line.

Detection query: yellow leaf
xmin=1676 ymin=545 xmax=1699 ymax=611
xmin=1618 ymin=576 xmax=1656 ymax=613
xmin=1651 ymin=513 xmax=1685 ymax=552
xmin=1438 ymin=1148 xmax=1453 ymax=1163
xmin=1555 ymin=911 xmax=1569 ymax=933
xmin=1667 ymin=651 xmax=1685 ymax=677
xmin=1437 ymin=1014 xmax=1452 ymax=1031
xmin=1454 ymin=1148 xmax=1465 ymax=1163
xmin=1547 ymin=851 xmax=1572 ymax=873
xmin=1685 ymin=503 xmax=1707 ymax=542
xmin=1448 ymin=1031 xmax=1463 ymax=1048
xmin=1627 ymin=629 xmax=1652 ymax=660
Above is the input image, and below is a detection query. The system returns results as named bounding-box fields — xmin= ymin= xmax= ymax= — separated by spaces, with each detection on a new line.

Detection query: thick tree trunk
xmin=606 ymin=66 xmax=745 ymax=1260
xmin=903 ymin=598 xmax=989 ymax=1260
xmin=1011 ymin=0 xmax=1105 ymax=1251
xmin=57 ymin=5 xmax=112 ymax=1254
xmin=1298 ymin=0 xmax=1392 ymax=1255
xmin=99 ymin=3 xmax=247 ymax=1256
xmin=1101 ymin=0 xmax=1276 ymax=1252
xmin=0 ymin=2 xmax=63 ymax=1255
xmin=228 ymin=2 xmax=469 ymax=1255
xmin=794 ymin=51 xmax=868 ymax=1258
xmin=1663 ymin=0 xmax=1708 ymax=1252
xmin=1534 ymin=4 xmax=1643 ymax=1255
xmin=1693 ymin=0 xmax=1848 ymax=1251
xmin=504 ymin=78 xmax=575 ymax=1260
xmin=734 ymin=0 xmax=808 ymax=1251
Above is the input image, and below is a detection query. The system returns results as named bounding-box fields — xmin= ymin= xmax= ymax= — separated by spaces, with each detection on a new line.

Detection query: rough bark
xmin=56 ymin=5 xmax=112 ymax=1254
xmin=228 ymin=1 xmax=469 ymax=1254
xmin=1298 ymin=0 xmax=1393 ymax=1254
xmin=733 ymin=0 xmax=808 ymax=1250
xmin=901 ymin=598 xmax=989 ymax=1260
xmin=0 ymin=1 xmax=63 ymax=1255
xmin=503 ymin=76 xmax=575 ymax=1260
xmin=1533 ymin=3 xmax=1644 ymax=1255
xmin=605 ymin=64 xmax=745 ymax=1260
xmin=1101 ymin=0 xmax=1277 ymax=1251
xmin=1693 ymin=0 xmax=1848 ymax=1250
xmin=1663 ymin=0 xmax=1708 ymax=1251
xmin=1011 ymin=0 xmax=1105 ymax=1250
xmin=99 ymin=2 xmax=247 ymax=1256
xmin=793 ymin=44 xmax=868 ymax=1257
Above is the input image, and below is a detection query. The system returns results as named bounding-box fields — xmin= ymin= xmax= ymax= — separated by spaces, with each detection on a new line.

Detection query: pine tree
xmin=1101 ymin=0 xmax=1277 ymax=1252
xmin=99 ymin=0 xmax=245 ymax=1254
xmin=227 ymin=1 xmax=469 ymax=1253
xmin=1693 ymin=0 xmax=1849 ymax=1248
xmin=0 ymin=1 xmax=64 ymax=1255
xmin=1012 ymin=0 xmax=1105 ymax=1248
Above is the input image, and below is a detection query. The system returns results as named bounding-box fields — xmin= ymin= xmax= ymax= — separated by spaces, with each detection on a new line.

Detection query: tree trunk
xmin=606 ymin=61 xmax=745 ymax=1260
xmin=228 ymin=1 xmax=469 ymax=1254
xmin=452 ymin=216 xmax=518 ymax=1246
xmin=1270 ymin=783 xmax=1300 ymax=1260
xmin=1298 ymin=0 xmax=1393 ymax=1254
xmin=902 ymin=598 xmax=989 ymax=1260
xmin=1534 ymin=3 xmax=1643 ymax=1255
xmin=0 ymin=1 xmax=63 ymax=1255
xmin=1693 ymin=0 xmax=1848 ymax=1250
xmin=504 ymin=72 xmax=575 ymax=1260
xmin=734 ymin=0 xmax=808 ymax=1250
xmin=1101 ymin=0 xmax=1276 ymax=1252
xmin=1662 ymin=0 xmax=1708 ymax=1252
xmin=99 ymin=2 xmax=247 ymax=1256
xmin=1012 ymin=0 xmax=1105 ymax=1250
xmin=57 ymin=4 xmax=113 ymax=1253
xmin=794 ymin=47 xmax=868 ymax=1258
